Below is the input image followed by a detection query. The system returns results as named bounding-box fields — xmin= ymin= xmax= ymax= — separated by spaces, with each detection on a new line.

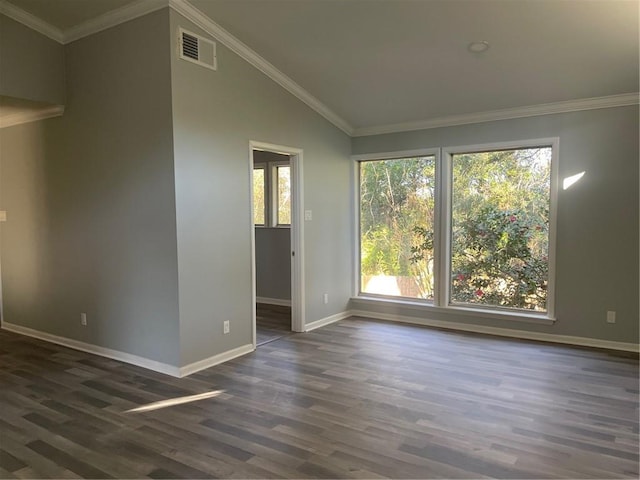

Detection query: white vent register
xmin=178 ymin=28 xmax=217 ymax=70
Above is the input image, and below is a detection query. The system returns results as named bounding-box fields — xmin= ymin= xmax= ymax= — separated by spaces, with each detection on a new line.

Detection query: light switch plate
xmin=0 ymin=211 xmax=6 ymax=222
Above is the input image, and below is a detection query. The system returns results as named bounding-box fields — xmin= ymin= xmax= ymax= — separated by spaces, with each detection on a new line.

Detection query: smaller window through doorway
xmin=252 ymin=150 xmax=293 ymax=346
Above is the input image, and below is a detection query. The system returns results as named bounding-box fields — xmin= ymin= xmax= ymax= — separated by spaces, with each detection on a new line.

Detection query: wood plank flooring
xmin=0 ymin=317 xmax=638 ymax=479
xmin=256 ymin=303 xmax=291 ymax=346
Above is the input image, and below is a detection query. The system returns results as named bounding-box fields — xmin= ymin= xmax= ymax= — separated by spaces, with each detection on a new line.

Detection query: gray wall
xmin=169 ymin=11 xmax=352 ymax=366
xmin=351 ymin=106 xmax=639 ymax=343
xmin=255 ymin=228 xmax=291 ymax=301
xmin=253 ymin=150 xmax=291 ymax=302
xmin=0 ymin=14 xmax=65 ymax=105
xmin=0 ymin=10 xmax=181 ymax=365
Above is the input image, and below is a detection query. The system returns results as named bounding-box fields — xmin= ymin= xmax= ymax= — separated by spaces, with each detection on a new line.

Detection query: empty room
xmin=0 ymin=0 xmax=638 ymax=478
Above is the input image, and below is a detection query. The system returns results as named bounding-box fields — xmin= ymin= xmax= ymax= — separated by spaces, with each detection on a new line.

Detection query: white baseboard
xmin=4 ymin=312 xmax=634 ymax=383
xmin=179 ymin=343 xmax=254 ymax=377
xmin=256 ymin=296 xmax=291 ymax=307
xmin=305 ymin=310 xmax=351 ymax=332
xmin=350 ymin=310 xmax=640 ymax=353
xmin=1 ymin=321 xmax=181 ymax=376
xmin=2 ymin=322 xmax=257 ymax=377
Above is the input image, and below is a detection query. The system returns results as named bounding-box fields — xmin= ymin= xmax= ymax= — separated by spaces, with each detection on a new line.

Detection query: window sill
xmin=351 ymin=295 xmax=556 ymax=326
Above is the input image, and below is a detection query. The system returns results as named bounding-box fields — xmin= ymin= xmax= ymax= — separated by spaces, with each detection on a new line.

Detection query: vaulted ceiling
xmin=4 ymin=0 xmax=639 ymax=135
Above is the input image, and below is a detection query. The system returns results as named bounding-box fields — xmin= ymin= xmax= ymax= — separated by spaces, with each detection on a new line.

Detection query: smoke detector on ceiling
xmin=468 ymin=41 xmax=490 ymax=53
xmin=178 ymin=28 xmax=217 ymax=70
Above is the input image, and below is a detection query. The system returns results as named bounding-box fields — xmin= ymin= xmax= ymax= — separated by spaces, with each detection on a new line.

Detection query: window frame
xmin=354 ymin=147 xmax=441 ymax=302
xmin=352 ymin=138 xmax=558 ymax=323
xmin=254 ymin=160 xmax=291 ymax=229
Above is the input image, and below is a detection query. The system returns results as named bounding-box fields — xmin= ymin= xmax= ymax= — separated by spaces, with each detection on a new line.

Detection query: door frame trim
xmin=249 ymin=141 xmax=305 ymax=348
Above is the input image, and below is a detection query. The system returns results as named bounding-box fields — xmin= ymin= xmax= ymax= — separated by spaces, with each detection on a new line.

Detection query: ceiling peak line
xmin=352 ymin=93 xmax=640 ymax=137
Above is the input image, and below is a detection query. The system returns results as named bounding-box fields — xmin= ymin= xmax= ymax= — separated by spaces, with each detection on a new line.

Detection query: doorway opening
xmin=250 ymin=142 xmax=304 ymax=348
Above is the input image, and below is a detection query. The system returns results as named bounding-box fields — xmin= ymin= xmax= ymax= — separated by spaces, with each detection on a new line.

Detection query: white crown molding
xmin=63 ymin=0 xmax=170 ymax=44
xmin=0 ymin=105 xmax=64 ymax=129
xmin=352 ymin=93 xmax=640 ymax=137
xmin=167 ymin=0 xmax=354 ymax=136
xmin=0 ymin=0 xmax=64 ymax=42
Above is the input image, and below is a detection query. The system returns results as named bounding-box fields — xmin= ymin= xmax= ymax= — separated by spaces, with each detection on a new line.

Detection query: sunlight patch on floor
xmin=124 ymin=390 xmax=225 ymax=413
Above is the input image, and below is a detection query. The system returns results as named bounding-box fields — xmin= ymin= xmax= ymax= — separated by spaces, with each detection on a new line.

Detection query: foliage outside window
xmin=358 ymin=142 xmax=553 ymax=314
xmin=253 ymin=167 xmax=265 ymax=225
xmin=450 ymin=147 xmax=551 ymax=311
xmin=276 ymin=165 xmax=291 ymax=225
xmin=360 ymin=156 xmax=436 ymax=299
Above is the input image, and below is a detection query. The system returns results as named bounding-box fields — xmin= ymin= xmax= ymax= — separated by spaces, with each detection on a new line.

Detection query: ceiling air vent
xmin=179 ymin=28 xmax=217 ymax=70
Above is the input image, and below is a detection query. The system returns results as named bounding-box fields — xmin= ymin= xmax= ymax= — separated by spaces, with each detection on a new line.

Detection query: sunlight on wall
xmin=563 ymin=171 xmax=585 ymax=190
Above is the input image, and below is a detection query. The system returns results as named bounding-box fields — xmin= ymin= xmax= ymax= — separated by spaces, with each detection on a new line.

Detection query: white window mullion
xmin=354 ymin=160 xmax=363 ymax=297
xmin=546 ymin=138 xmax=560 ymax=319
xmin=433 ymin=148 xmax=443 ymax=307
xmin=269 ymin=164 xmax=278 ymax=227
xmin=437 ymin=150 xmax=453 ymax=308
xmin=262 ymin=164 xmax=270 ymax=227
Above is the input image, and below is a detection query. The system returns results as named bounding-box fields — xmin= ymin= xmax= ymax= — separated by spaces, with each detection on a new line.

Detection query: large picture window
xmin=360 ymin=155 xmax=436 ymax=299
xmin=357 ymin=140 xmax=556 ymax=317
xmin=450 ymin=147 xmax=552 ymax=312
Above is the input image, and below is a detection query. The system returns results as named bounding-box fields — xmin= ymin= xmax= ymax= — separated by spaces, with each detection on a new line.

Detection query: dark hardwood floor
xmin=0 ymin=317 xmax=638 ymax=479
xmin=256 ymin=303 xmax=291 ymax=346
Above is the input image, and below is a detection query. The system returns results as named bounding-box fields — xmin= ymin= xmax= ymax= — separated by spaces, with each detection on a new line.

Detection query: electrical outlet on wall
xmin=80 ymin=313 xmax=87 ymax=326
xmin=606 ymin=311 xmax=616 ymax=323
xmin=323 ymin=293 xmax=329 ymax=304
xmin=223 ymin=320 xmax=230 ymax=334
